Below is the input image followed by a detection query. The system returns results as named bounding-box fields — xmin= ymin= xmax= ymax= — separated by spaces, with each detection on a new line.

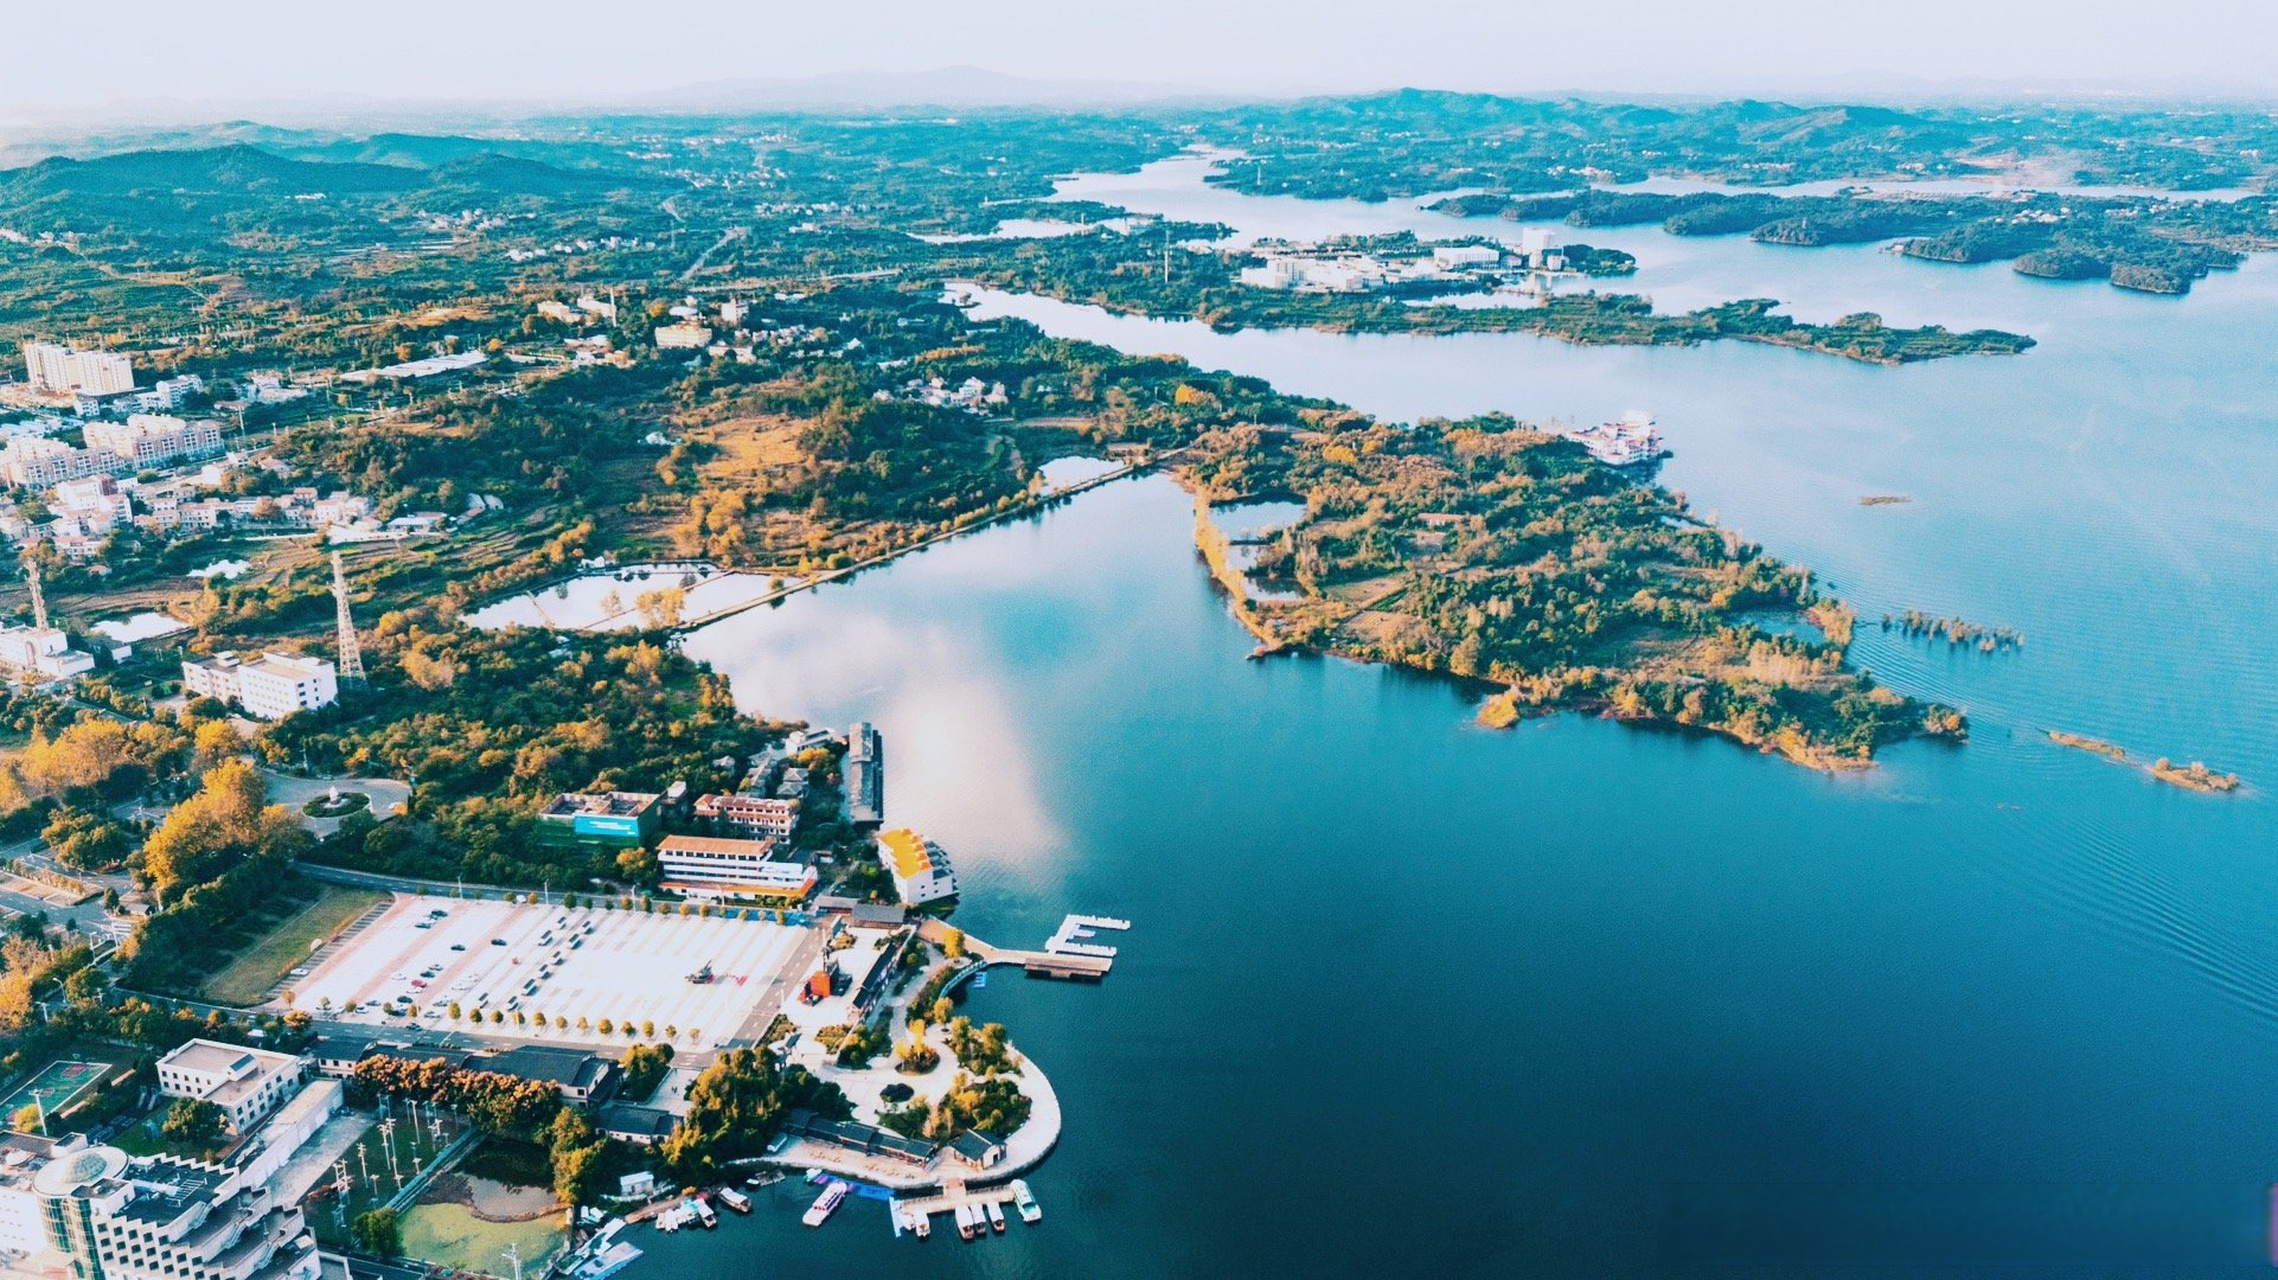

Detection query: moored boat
xmin=1011 ymin=1179 xmax=1041 ymax=1224
xmin=716 ymin=1187 xmax=751 ymax=1214
xmin=955 ymin=1203 xmax=980 ymax=1240
xmin=802 ymin=1179 xmax=848 ymax=1227
xmin=689 ymin=1196 xmax=716 ymax=1229
xmin=986 ymin=1200 xmax=1005 ymax=1233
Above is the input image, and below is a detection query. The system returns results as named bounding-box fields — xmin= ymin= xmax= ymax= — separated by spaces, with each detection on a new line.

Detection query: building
xmin=877 ymin=828 xmax=958 ymax=906
xmin=594 ymin=1105 xmax=676 ymax=1147
xmin=718 ymin=300 xmax=748 ymax=327
xmin=24 ymin=1143 xmax=318 ymax=1280
xmin=575 ymin=295 xmax=617 ymax=321
xmin=0 ymin=438 xmax=125 ymax=489
xmin=655 ymin=834 xmax=817 ymax=903
xmin=179 ymin=652 xmax=339 ymax=720
xmin=0 ymin=627 xmax=95 ymax=682
xmin=1431 ymin=244 xmax=1502 ymax=269
xmin=844 ymin=721 xmax=883 ymax=825
xmin=0 ymin=1131 xmax=58 ymax=1258
xmin=538 ymin=792 xmax=662 ymax=846
xmin=49 ymin=477 xmax=131 ymax=534
xmin=535 ymin=300 xmax=581 ymax=324
xmin=83 ymin=415 xmax=224 ymax=469
xmin=22 ymin=344 xmax=133 ymax=397
xmin=692 ymin=791 xmax=800 ymax=840
xmin=653 ymin=324 xmax=712 ymax=350
xmin=337 ymin=351 xmax=486 ymax=385
xmin=135 ymin=375 xmax=205 ymax=413
xmin=468 ymin=1046 xmax=619 ymax=1105
xmin=155 ymin=1039 xmax=306 ymax=1133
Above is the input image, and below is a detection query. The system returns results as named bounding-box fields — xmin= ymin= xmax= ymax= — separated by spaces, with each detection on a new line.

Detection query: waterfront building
xmin=155 ymin=1039 xmax=307 ymax=1133
xmin=467 ymin=1046 xmax=619 ymax=1105
xmin=178 ymin=652 xmax=339 ymax=720
xmin=692 ymin=791 xmax=800 ymax=839
xmin=537 ymin=791 xmax=662 ymax=846
xmin=594 ymin=1105 xmax=676 ymax=1147
xmin=845 ymin=721 xmax=883 ymax=825
xmin=655 ymin=833 xmax=816 ymax=903
xmin=1431 ymin=244 xmax=1502 ymax=269
xmin=877 ymin=828 xmax=958 ymax=905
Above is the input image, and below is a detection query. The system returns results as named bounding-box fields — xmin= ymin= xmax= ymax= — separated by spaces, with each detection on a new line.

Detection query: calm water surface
xmin=629 ymin=162 xmax=2278 ymax=1277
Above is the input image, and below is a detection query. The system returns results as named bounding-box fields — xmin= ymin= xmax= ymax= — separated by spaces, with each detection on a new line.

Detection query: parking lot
xmin=283 ymin=893 xmax=816 ymax=1050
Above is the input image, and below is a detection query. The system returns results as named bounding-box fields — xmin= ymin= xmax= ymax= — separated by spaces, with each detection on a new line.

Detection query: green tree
xmin=160 ymin=1099 xmax=226 ymax=1157
xmin=350 ymin=1208 xmax=402 ymax=1257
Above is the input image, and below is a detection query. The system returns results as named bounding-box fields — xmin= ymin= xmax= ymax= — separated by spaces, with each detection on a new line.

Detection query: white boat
xmin=803 ymin=1180 xmax=848 ymax=1227
xmin=573 ymin=1242 xmax=643 ymax=1280
xmin=910 ymin=1209 xmax=931 ymax=1240
xmin=716 ymin=1187 xmax=751 ymax=1214
xmin=654 ymin=1206 xmax=682 ymax=1233
xmin=689 ymin=1196 xmax=716 ymax=1229
xmin=985 ymin=1200 xmax=1005 ymax=1233
xmin=1011 ymin=1179 xmax=1041 ymax=1224
xmin=955 ymin=1203 xmax=980 ymax=1240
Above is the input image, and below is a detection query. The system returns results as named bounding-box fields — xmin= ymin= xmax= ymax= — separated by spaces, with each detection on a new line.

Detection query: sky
xmin=11 ymin=0 xmax=2278 ymax=125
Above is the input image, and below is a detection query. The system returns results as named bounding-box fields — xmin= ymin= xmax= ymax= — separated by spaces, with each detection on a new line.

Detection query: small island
xmin=2048 ymin=730 xmax=2242 ymax=793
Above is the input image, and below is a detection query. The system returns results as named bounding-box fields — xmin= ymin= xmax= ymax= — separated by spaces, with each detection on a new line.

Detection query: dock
xmin=892 ymin=1180 xmax=1029 ymax=1238
xmin=914 ymin=915 xmax=1126 ymax=982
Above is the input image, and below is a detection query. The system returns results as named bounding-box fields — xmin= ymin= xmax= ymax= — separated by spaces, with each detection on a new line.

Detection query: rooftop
xmin=542 ymin=791 xmax=660 ymax=818
xmin=878 ymin=828 xmax=944 ymax=878
xmin=657 ymin=834 xmax=778 ymax=858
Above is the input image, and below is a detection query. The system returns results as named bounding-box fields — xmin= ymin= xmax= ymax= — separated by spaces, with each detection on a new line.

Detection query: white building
xmin=22 ymin=344 xmax=134 ymax=397
xmin=50 ymin=475 xmax=131 ymax=533
xmin=22 ymin=1142 xmax=318 ymax=1280
xmin=0 ymin=627 xmax=94 ymax=682
xmin=0 ymin=437 xmax=124 ymax=489
xmin=1519 ymin=226 xmax=1560 ymax=264
xmin=654 ymin=323 xmax=713 ymax=350
xmin=536 ymin=299 xmax=581 ymax=324
xmin=719 ymin=299 xmax=748 ymax=327
xmin=180 ymin=651 xmax=338 ymax=720
xmin=1431 ymin=244 xmax=1502 ymax=270
xmin=877 ymin=828 xmax=959 ymax=906
xmin=155 ymin=1039 xmax=307 ymax=1133
xmin=83 ymin=415 xmax=224 ymax=469
xmin=655 ymin=834 xmax=816 ymax=903
xmin=576 ymin=294 xmax=618 ymax=321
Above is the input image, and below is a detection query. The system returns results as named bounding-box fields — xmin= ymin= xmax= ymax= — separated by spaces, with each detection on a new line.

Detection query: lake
xmin=630 ymin=159 xmax=2278 ymax=1276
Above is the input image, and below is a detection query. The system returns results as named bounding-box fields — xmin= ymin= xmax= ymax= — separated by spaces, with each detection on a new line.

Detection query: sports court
xmin=283 ymin=893 xmax=819 ymax=1050
xmin=0 ymin=1059 xmax=113 ymax=1124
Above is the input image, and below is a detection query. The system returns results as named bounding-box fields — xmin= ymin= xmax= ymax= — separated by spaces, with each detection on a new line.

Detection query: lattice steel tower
xmin=331 ymin=552 xmax=365 ymax=686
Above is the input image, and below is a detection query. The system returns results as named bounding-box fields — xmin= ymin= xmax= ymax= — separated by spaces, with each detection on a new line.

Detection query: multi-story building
xmin=26 ymin=1143 xmax=318 ymax=1280
xmin=0 ymin=627 xmax=95 ymax=683
xmin=538 ymin=791 xmax=662 ymax=846
xmin=154 ymin=1039 xmax=306 ymax=1133
xmin=0 ymin=439 xmax=125 ymax=490
xmin=844 ymin=721 xmax=883 ymax=825
xmin=21 ymin=344 xmax=134 ymax=397
xmin=179 ymin=652 xmax=338 ymax=721
xmin=692 ymin=791 xmax=800 ymax=840
xmin=877 ymin=828 xmax=958 ymax=906
xmin=83 ymin=415 xmax=224 ymax=469
xmin=49 ymin=477 xmax=131 ymax=535
xmin=655 ymin=834 xmax=816 ymax=903
xmin=653 ymin=324 xmax=712 ymax=350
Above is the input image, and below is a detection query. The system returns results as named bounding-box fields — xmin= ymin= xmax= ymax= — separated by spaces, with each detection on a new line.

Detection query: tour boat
xmin=715 ymin=1187 xmax=751 ymax=1214
xmin=1011 ymin=1179 xmax=1041 ymax=1224
xmin=803 ymin=1180 xmax=848 ymax=1227
xmin=986 ymin=1200 xmax=1006 ymax=1233
xmin=573 ymin=1242 xmax=643 ymax=1280
xmin=689 ymin=1196 xmax=716 ymax=1229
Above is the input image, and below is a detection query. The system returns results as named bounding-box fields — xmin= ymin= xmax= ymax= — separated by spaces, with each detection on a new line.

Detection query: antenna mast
xmin=24 ymin=559 xmax=47 ymax=632
xmin=331 ymin=552 xmax=365 ymax=687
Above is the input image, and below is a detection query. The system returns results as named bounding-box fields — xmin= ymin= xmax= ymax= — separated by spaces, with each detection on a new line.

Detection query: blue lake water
xmin=630 ymin=160 xmax=2278 ymax=1276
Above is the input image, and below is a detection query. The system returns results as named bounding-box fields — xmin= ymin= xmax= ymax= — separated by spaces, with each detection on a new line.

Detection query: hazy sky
xmin=12 ymin=0 xmax=2278 ymax=121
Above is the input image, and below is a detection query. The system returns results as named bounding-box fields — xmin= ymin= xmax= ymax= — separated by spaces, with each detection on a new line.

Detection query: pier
xmin=892 ymin=1180 xmax=1025 ymax=1238
xmin=915 ymin=914 xmax=1126 ymax=981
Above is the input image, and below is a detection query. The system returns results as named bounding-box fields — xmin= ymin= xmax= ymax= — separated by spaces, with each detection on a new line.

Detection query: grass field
xmin=201 ymin=885 xmax=390 ymax=1007
xmin=0 ymin=1059 xmax=112 ymax=1126
xmin=397 ymin=1202 xmax=564 ymax=1275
